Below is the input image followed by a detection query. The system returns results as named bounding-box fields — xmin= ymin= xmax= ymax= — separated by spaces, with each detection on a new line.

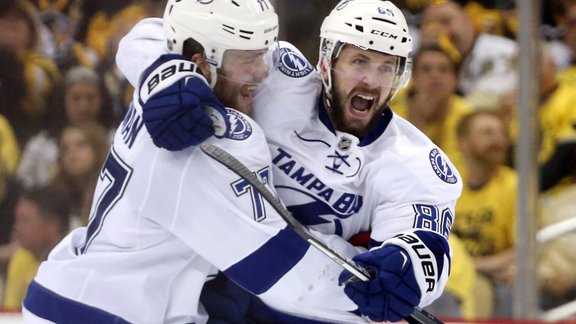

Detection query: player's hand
xmin=139 ymin=54 xmax=228 ymax=151
xmin=338 ymin=245 xmax=421 ymax=322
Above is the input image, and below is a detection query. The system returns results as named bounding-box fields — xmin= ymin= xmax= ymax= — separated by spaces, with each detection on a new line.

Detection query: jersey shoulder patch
xmin=223 ymin=109 xmax=253 ymax=141
xmin=274 ymin=46 xmax=314 ymax=78
xmin=429 ymin=148 xmax=458 ymax=184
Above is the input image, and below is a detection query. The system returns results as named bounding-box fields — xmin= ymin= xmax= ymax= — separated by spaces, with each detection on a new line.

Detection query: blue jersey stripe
xmin=224 ymin=226 xmax=310 ymax=295
xmin=24 ymin=280 xmax=131 ymax=324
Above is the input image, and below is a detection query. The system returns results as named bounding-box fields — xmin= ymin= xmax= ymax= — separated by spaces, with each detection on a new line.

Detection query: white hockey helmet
xmin=319 ymin=0 xmax=413 ymax=103
xmin=163 ymin=0 xmax=279 ymax=84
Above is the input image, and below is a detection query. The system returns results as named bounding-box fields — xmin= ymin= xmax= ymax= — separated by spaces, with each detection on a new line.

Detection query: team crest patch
xmin=429 ymin=148 xmax=458 ymax=184
xmin=224 ymin=110 xmax=252 ymax=141
xmin=275 ymin=47 xmax=313 ymax=78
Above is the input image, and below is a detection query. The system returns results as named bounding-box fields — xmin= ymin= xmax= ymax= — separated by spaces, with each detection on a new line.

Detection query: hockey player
xmin=21 ymin=1 xmax=375 ymax=323
xmin=116 ymin=0 xmax=461 ymax=322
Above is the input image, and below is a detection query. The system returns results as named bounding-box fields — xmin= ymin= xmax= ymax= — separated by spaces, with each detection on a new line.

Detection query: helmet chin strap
xmin=209 ymin=65 xmax=218 ymax=88
xmin=319 ymin=40 xmax=345 ymax=111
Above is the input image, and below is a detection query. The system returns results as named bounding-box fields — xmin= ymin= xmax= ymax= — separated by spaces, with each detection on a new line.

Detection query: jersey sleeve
xmin=365 ymin=136 xmax=462 ymax=307
xmin=136 ymin=121 xmax=361 ymax=321
xmin=116 ymin=17 xmax=168 ymax=87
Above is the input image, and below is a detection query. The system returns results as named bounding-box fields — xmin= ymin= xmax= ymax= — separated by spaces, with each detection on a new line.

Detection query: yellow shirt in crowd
xmin=3 ymin=248 xmax=39 ymax=310
xmin=454 ymin=166 xmax=517 ymax=257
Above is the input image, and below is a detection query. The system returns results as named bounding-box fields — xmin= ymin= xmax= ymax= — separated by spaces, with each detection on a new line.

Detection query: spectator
xmin=74 ymin=0 xmax=132 ymax=61
xmin=39 ymin=1 xmax=100 ymax=72
xmin=96 ymin=3 xmax=152 ymax=123
xmin=420 ymin=0 xmax=517 ymax=99
xmin=30 ymin=0 xmax=73 ymax=13
xmin=392 ymin=44 xmax=477 ymax=319
xmin=538 ymin=59 xmax=576 ymax=193
xmin=0 ymin=45 xmax=29 ymax=149
xmin=547 ymin=0 xmax=576 ymax=73
xmin=2 ymin=186 xmax=70 ymax=310
xmin=48 ymin=122 xmax=109 ymax=226
xmin=0 ymin=114 xmax=20 ymax=177
xmin=538 ymin=181 xmax=576 ymax=309
xmin=0 ymin=0 xmax=61 ymax=145
xmin=453 ymin=110 xmax=516 ymax=318
xmin=392 ymin=44 xmax=473 ymax=171
xmin=534 ymin=5 xmax=576 ymax=305
xmin=17 ymin=65 xmax=113 ymax=189
xmin=0 ymin=157 xmax=20 ymax=307
xmin=497 ymin=45 xmax=576 ymax=190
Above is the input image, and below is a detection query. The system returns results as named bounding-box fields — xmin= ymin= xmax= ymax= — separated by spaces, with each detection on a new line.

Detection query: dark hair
xmin=46 ymin=65 xmax=115 ymax=136
xmin=0 ymin=0 xmax=40 ymax=50
xmin=21 ymin=185 xmax=71 ymax=234
xmin=0 ymin=45 xmax=28 ymax=146
xmin=0 ymin=45 xmax=26 ymax=113
xmin=413 ymin=44 xmax=459 ymax=69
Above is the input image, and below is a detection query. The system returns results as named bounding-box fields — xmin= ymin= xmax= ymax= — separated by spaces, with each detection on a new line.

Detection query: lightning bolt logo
xmin=429 ymin=148 xmax=457 ymax=184
xmin=277 ymin=47 xmax=313 ymax=78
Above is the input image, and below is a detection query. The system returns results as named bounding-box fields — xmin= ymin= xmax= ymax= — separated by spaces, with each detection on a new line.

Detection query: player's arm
xmin=117 ymin=19 xmax=225 ymax=151
xmin=160 ymin=154 xmax=360 ymax=322
xmin=116 ymin=18 xmax=168 ymax=86
xmin=340 ymin=227 xmax=452 ymax=322
xmin=340 ymin=176 xmax=457 ymax=323
xmin=133 ymin=47 xmax=231 ymax=150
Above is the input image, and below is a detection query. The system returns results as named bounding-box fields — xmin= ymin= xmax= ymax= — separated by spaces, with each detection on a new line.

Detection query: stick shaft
xmin=200 ymin=143 xmax=444 ymax=324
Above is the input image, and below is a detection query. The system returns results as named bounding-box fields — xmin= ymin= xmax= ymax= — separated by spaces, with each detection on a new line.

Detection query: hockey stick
xmin=200 ymin=143 xmax=444 ymax=324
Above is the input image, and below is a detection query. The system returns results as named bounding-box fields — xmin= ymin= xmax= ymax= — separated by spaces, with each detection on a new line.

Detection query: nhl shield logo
xmin=429 ymin=148 xmax=457 ymax=184
xmin=337 ymin=137 xmax=352 ymax=151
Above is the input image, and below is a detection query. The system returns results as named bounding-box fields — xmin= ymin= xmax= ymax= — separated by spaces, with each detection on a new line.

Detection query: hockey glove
xmin=338 ymin=244 xmax=421 ymax=322
xmin=139 ymin=54 xmax=228 ymax=151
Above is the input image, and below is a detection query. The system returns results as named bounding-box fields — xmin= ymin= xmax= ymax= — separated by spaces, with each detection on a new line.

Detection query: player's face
xmin=212 ymin=48 xmax=269 ymax=115
xmin=462 ymin=114 xmax=509 ymax=166
xmin=329 ymin=45 xmax=397 ymax=138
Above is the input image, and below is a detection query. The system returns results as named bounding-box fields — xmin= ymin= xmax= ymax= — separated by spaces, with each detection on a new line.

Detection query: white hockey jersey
xmin=116 ymin=17 xmax=462 ymax=312
xmin=26 ymin=55 xmax=365 ymax=324
xmin=254 ymin=42 xmax=461 ymax=307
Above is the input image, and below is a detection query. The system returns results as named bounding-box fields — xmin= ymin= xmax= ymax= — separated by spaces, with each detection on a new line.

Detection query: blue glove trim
xmin=412 ymin=230 xmax=451 ymax=277
xmin=137 ymin=54 xmax=229 ymax=150
xmin=338 ymin=245 xmax=421 ymax=322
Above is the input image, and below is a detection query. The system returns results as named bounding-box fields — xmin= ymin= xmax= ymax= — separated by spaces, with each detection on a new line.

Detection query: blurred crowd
xmin=0 ymin=0 xmax=575 ymax=321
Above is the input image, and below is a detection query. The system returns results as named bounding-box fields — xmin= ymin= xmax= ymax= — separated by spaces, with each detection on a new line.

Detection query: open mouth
xmin=350 ymin=94 xmax=374 ymax=116
xmin=240 ymin=85 xmax=255 ymax=99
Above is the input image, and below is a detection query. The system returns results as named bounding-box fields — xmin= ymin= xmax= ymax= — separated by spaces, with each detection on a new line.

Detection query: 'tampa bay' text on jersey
xmin=26 ymin=55 xmax=365 ymax=324
xmin=116 ymin=18 xmax=463 ymax=309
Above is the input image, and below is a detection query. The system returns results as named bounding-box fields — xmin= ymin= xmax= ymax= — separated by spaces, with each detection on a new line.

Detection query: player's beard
xmin=213 ymin=76 xmax=255 ymax=116
xmin=329 ymin=86 xmax=386 ymax=139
